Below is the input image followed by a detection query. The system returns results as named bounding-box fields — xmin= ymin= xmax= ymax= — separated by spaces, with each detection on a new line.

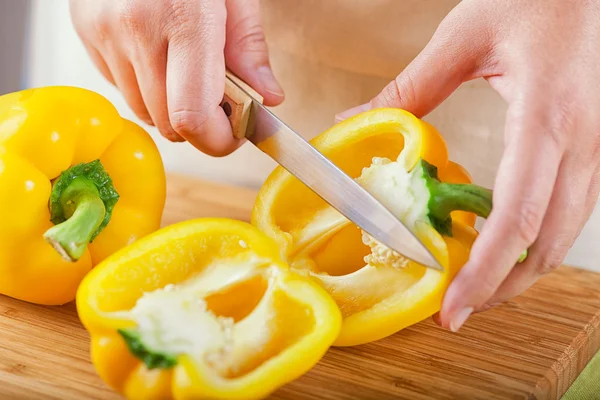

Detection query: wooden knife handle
xmin=221 ymin=71 xmax=264 ymax=139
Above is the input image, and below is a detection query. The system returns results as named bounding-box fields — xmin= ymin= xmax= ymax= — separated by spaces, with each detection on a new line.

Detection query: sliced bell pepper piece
xmin=76 ymin=218 xmax=342 ymax=400
xmin=252 ymin=108 xmax=510 ymax=346
xmin=0 ymin=86 xmax=166 ymax=305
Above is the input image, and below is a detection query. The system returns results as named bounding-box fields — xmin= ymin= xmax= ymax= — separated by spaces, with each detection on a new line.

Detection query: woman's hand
xmin=69 ymin=0 xmax=284 ymax=156
xmin=337 ymin=0 xmax=600 ymax=331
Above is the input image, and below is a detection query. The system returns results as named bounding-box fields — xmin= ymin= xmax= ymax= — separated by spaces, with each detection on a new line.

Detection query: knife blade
xmin=221 ymin=73 xmax=443 ymax=271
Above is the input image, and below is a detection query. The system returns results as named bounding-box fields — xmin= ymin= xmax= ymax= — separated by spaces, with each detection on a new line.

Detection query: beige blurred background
xmin=2 ymin=0 xmax=599 ymax=271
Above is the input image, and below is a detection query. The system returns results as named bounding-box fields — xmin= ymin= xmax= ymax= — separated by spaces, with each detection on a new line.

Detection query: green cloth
xmin=562 ymin=349 xmax=600 ymax=399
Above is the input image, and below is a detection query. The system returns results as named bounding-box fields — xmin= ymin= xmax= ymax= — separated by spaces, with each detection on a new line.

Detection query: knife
xmin=220 ymin=72 xmax=443 ymax=271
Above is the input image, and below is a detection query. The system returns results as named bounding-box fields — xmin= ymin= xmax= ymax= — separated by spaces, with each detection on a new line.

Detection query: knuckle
xmin=590 ymin=133 xmax=600 ymax=162
xmin=535 ymin=257 xmax=561 ymax=276
xmin=513 ymin=201 xmax=544 ymax=245
xmin=547 ymin=104 xmax=572 ymax=152
xmin=169 ymin=109 xmax=209 ymax=135
xmin=395 ymin=74 xmax=418 ymax=108
xmin=118 ymin=0 xmax=150 ymax=37
xmin=376 ymin=75 xmax=417 ymax=108
xmin=231 ymin=23 xmax=267 ymax=54
xmin=163 ymin=0 xmax=190 ymax=21
xmin=83 ymin=5 xmax=113 ymax=42
xmin=477 ymin=275 xmax=499 ymax=304
xmin=535 ymin=242 xmax=570 ymax=276
xmin=162 ymin=0 xmax=203 ymax=40
xmin=93 ymin=19 xmax=111 ymax=43
xmin=70 ymin=1 xmax=111 ymax=41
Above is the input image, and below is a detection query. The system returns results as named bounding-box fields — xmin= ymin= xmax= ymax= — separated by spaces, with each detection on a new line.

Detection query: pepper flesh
xmin=76 ymin=218 xmax=342 ymax=400
xmin=0 ymin=86 xmax=166 ymax=305
xmin=252 ymin=108 xmax=481 ymax=346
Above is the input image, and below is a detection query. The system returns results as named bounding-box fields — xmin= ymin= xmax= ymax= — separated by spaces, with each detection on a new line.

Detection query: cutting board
xmin=1 ymin=173 xmax=599 ymax=400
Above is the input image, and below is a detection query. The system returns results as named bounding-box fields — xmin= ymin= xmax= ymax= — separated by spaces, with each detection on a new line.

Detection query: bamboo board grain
xmin=0 ymin=173 xmax=599 ymax=400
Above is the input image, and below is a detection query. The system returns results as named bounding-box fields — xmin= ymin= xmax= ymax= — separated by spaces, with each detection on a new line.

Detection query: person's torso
xmin=236 ymin=0 xmax=507 ymax=190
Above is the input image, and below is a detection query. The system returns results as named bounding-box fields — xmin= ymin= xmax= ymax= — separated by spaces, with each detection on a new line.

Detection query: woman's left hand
xmin=336 ymin=0 xmax=600 ymax=332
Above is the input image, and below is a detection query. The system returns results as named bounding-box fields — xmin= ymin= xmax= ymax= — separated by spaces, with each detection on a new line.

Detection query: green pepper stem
xmin=429 ymin=181 xmax=493 ymax=221
xmin=43 ymin=177 xmax=106 ymax=262
xmin=419 ymin=159 xmax=527 ymax=263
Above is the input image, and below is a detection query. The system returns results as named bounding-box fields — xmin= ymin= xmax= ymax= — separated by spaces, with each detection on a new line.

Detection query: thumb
xmin=336 ymin=5 xmax=495 ymax=121
xmin=224 ymin=0 xmax=284 ymax=106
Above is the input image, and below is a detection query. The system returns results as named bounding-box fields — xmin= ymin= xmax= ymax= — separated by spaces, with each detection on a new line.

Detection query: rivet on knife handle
xmin=221 ymin=71 xmax=264 ymax=139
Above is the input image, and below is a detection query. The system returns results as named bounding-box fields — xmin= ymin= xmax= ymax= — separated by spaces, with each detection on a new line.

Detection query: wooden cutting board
xmin=1 ymin=173 xmax=599 ymax=400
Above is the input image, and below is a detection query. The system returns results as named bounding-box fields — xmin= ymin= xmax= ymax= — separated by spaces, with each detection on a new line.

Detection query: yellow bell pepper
xmin=0 ymin=86 xmax=166 ymax=305
xmin=76 ymin=218 xmax=342 ymax=400
xmin=252 ymin=108 xmax=495 ymax=346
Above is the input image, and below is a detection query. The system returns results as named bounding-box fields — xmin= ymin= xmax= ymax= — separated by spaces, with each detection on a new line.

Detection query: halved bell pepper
xmin=252 ymin=108 xmax=499 ymax=346
xmin=0 ymin=86 xmax=166 ymax=305
xmin=76 ymin=218 xmax=342 ymax=400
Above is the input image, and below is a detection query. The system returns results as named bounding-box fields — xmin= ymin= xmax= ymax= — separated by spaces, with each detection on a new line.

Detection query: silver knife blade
xmin=242 ymin=100 xmax=443 ymax=271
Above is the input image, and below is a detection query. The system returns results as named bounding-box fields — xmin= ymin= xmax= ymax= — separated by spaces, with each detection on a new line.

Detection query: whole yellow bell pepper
xmin=0 ymin=86 xmax=166 ymax=305
xmin=252 ymin=108 xmax=507 ymax=346
xmin=76 ymin=218 xmax=342 ymax=400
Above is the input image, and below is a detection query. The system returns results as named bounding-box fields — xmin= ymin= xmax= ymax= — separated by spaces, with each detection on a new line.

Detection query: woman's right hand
xmin=69 ymin=0 xmax=284 ymax=156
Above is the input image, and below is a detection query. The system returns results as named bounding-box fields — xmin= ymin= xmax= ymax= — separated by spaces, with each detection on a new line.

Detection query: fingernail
xmin=334 ymin=102 xmax=372 ymax=122
xmin=450 ymin=307 xmax=473 ymax=332
xmin=258 ymin=66 xmax=284 ymax=97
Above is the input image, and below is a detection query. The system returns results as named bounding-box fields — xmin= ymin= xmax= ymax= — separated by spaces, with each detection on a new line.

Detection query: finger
xmin=337 ymin=4 xmax=498 ymax=121
xmin=115 ymin=1 xmax=183 ymax=142
xmin=81 ymin=42 xmax=115 ymax=86
xmin=432 ymin=312 xmax=442 ymax=327
xmin=166 ymin=0 xmax=240 ymax=156
xmin=580 ymin=160 xmax=600 ymax=236
xmin=129 ymin=37 xmax=184 ymax=142
xmin=225 ymin=0 xmax=284 ymax=106
xmin=69 ymin=0 xmax=152 ymax=125
xmin=479 ymin=154 xmax=587 ymax=309
xmin=439 ymin=99 xmax=566 ymax=332
xmin=103 ymin=46 xmax=153 ymax=125
xmin=68 ymin=0 xmax=112 ymax=84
